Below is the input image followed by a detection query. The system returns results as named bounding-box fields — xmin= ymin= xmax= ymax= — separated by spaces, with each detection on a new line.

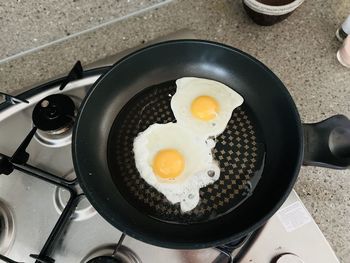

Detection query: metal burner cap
xmin=32 ymin=94 xmax=75 ymax=132
xmin=84 ymin=245 xmax=141 ymax=263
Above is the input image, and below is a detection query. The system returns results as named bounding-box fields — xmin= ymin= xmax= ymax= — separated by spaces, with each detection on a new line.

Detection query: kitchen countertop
xmin=0 ymin=0 xmax=349 ymax=261
xmin=0 ymin=0 xmax=168 ymax=61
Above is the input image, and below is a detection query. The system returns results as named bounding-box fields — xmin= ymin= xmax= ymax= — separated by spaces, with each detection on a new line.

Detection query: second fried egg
xmin=171 ymin=77 xmax=244 ymax=138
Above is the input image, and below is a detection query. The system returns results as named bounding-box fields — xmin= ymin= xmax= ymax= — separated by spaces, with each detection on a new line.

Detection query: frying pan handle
xmin=302 ymin=114 xmax=350 ymax=169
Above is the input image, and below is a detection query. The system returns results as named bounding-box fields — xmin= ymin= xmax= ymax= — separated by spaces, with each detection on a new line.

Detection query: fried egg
xmin=171 ymin=77 xmax=244 ymax=138
xmin=133 ymin=123 xmax=220 ymax=212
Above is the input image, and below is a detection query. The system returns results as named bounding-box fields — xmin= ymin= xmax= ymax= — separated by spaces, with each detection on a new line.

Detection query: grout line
xmin=0 ymin=0 xmax=174 ymax=65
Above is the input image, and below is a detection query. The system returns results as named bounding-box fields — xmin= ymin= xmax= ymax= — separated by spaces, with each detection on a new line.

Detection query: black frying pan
xmin=73 ymin=40 xmax=350 ymax=249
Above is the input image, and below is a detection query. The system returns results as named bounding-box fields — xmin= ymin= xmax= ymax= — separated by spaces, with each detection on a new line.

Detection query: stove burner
xmin=84 ymin=245 xmax=141 ymax=263
xmin=32 ymin=94 xmax=78 ymax=147
xmin=32 ymin=94 xmax=76 ymax=132
xmin=32 ymin=94 xmax=75 ymax=132
xmin=0 ymin=199 xmax=15 ymax=254
xmin=87 ymin=256 xmax=121 ymax=263
xmin=53 ymin=171 xmax=96 ymax=221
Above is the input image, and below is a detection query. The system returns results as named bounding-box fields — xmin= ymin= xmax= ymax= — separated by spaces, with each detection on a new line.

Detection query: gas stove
xmin=0 ymin=30 xmax=340 ymax=263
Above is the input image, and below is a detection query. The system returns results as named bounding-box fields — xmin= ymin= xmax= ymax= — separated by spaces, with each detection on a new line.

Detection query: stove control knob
xmin=275 ymin=254 xmax=304 ymax=263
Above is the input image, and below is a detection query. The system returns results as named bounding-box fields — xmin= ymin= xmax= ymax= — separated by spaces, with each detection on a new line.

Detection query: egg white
xmin=171 ymin=77 xmax=244 ymax=138
xmin=133 ymin=123 xmax=220 ymax=212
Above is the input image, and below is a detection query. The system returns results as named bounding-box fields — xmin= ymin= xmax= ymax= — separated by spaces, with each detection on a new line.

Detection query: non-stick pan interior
xmin=108 ymin=80 xmax=266 ymax=224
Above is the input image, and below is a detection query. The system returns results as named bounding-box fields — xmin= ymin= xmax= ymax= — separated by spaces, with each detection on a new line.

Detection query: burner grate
xmin=0 ymin=61 xmax=86 ymax=263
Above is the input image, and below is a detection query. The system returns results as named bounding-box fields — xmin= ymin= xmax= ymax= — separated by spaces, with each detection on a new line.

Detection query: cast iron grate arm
xmin=59 ymin=61 xmax=83 ymax=90
xmin=0 ymin=92 xmax=29 ymax=105
xmin=0 ymin=254 xmax=24 ymax=263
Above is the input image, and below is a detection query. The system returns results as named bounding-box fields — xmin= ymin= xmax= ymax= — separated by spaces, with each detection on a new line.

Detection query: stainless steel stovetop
xmin=0 ymin=30 xmax=340 ymax=263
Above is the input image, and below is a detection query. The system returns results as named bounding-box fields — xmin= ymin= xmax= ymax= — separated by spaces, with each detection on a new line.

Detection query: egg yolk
xmin=191 ymin=95 xmax=219 ymax=121
xmin=152 ymin=149 xmax=185 ymax=179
